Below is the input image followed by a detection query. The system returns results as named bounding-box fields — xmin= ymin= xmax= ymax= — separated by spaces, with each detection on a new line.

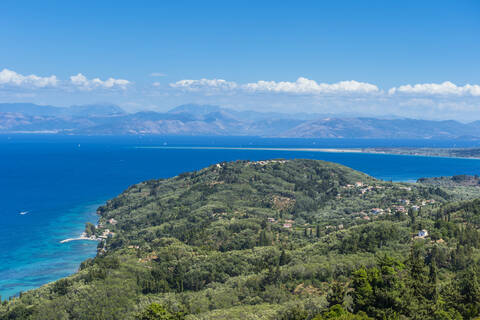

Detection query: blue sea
xmin=2 ymin=135 xmax=480 ymax=298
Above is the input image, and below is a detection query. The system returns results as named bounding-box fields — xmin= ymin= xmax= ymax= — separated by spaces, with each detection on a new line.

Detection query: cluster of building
xmin=343 ymin=182 xmax=386 ymax=195
xmin=92 ymin=218 xmax=117 ymax=242
xmin=97 ymin=218 xmax=118 ymax=229
xmin=266 ymin=217 xmax=294 ymax=229
xmin=342 ymin=183 xmax=424 ymax=202
xmin=98 ymin=228 xmax=115 ymax=240
xmin=247 ymin=159 xmax=287 ymax=166
xmin=370 ymin=198 xmax=435 ymax=216
xmin=344 ymin=181 xmax=365 ymax=188
xmin=262 ymin=181 xmax=440 ymax=238
xmin=347 ymin=196 xmax=437 ymax=223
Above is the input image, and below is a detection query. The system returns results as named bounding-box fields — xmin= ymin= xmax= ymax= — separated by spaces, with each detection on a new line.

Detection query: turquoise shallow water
xmin=2 ymin=135 xmax=480 ymax=298
xmin=0 ymin=202 xmax=101 ymax=297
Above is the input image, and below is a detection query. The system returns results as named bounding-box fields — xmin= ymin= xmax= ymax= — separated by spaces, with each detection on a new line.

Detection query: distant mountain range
xmin=1 ymin=102 xmax=480 ymax=139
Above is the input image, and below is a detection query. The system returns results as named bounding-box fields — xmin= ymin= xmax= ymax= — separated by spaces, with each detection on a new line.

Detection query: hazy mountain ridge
xmin=282 ymin=117 xmax=480 ymax=139
xmin=0 ymin=103 xmax=125 ymax=118
xmin=1 ymin=103 xmax=480 ymax=139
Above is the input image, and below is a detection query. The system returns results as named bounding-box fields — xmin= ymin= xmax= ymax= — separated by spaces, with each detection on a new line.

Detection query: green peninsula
xmin=357 ymin=147 xmax=480 ymax=159
xmin=1 ymin=159 xmax=480 ymax=319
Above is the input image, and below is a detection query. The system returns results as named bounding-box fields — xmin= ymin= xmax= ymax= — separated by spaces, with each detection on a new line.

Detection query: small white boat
xmin=19 ymin=211 xmax=29 ymax=215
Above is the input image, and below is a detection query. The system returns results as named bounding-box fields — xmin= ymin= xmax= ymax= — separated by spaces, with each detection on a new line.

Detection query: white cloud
xmin=169 ymin=77 xmax=480 ymax=98
xmin=169 ymin=77 xmax=379 ymax=95
xmin=0 ymin=68 xmax=58 ymax=88
xmin=389 ymin=81 xmax=480 ymax=96
xmin=150 ymin=72 xmax=167 ymax=77
xmin=170 ymin=78 xmax=238 ymax=91
xmin=244 ymin=77 xmax=379 ymax=94
xmin=70 ymin=73 xmax=130 ymax=90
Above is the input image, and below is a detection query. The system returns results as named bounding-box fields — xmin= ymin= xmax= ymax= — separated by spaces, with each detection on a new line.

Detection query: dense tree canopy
xmin=1 ymin=159 xmax=480 ymax=319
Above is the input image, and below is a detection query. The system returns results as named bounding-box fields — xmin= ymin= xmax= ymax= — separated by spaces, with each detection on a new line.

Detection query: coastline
xmin=135 ymin=146 xmax=364 ymax=153
xmin=135 ymin=146 xmax=480 ymax=160
xmin=0 ymin=201 xmax=104 ymax=298
xmin=4 ymin=142 xmax=480 ymax=299
xmin=60 ymin=233 xmax=100 ymax=243
xmin=356 ymin=147 xmax=480 ymax=160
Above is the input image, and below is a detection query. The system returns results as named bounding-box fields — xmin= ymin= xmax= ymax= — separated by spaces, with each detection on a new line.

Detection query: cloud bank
xmin=244 ymin=78 xmax=379 ymax=94
xmin=389 ymin=81 xmax=480 ymax=96
xmin=0 ymin=69 xmax=58 ymax=88
xmin=70 ymin=73 xmax=130 ymax=90
xmin=1 ymin=67 xmax=480 ymax=121
xmin=170 ymin=78 xmax=238 ymax=91
xmin=0 ymin=68 xmax=130 ymax=90
xmin=170 ymin=77 xmax=480 ymax=98
xmin=165 ymin=77 xmax=480 ymax=121
xmin=2 ymin=67 xmax=478 ymax=99
xmin=170 ymin=77 xmax=379 ymax=95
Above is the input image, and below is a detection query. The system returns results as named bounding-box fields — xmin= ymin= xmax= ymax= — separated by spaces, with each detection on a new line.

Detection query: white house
xmin=418 ymin=229 xmax=428 ymax=238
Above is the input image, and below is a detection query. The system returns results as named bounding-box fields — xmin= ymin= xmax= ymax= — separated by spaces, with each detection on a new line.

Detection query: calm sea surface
xmin=2 ymin=135 xmax=480 ymax=298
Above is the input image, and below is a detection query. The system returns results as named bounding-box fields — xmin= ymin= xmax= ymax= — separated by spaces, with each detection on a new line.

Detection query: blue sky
xmin=0 ymin=0 xmax=479 ymax=120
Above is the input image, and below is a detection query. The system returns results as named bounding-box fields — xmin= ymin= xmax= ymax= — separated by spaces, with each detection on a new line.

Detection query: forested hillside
xmin=1 ymin=159 xmax=480 ymax=319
